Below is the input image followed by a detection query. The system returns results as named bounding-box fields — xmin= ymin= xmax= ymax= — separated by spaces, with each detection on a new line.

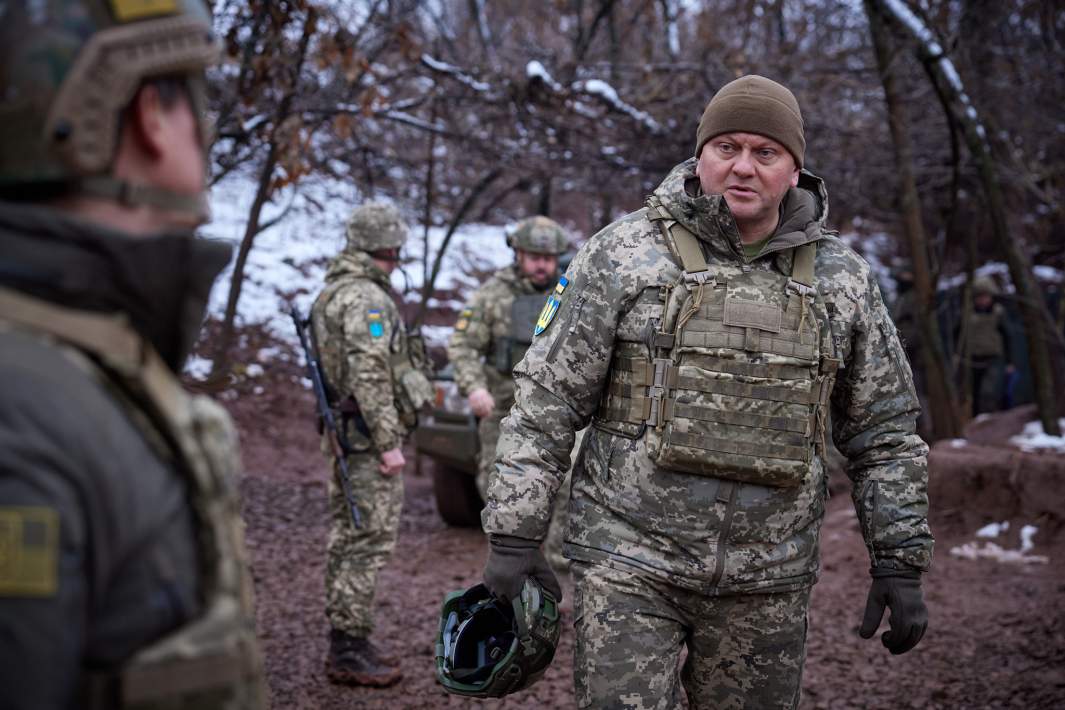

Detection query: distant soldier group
xmin=1 ymin=2 xmax=933 ymax=709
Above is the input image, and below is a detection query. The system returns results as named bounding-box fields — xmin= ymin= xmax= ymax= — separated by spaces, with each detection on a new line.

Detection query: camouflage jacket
xmin=313 ymin=251 xmax=415 ymax=454
xmin=447 ymin=264 xmax=551 ymax=408
xmin=482 ymin=160 xmax=934 ymax=594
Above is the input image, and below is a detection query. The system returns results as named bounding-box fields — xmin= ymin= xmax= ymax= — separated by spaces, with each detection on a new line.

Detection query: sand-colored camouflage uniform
xmin=483 ymin=156 xmax=934 ymax=706
xmin=312 ymin=203 xmax=432 ymax=686
xmin=0 ymin=2 xmax=266 ymax=707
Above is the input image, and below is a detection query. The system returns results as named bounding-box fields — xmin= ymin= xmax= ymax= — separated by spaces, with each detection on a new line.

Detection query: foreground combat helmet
xmin=346 ymin=201 xmax=408 ymax=254
xmin=506 ymin=216 xmax=569 ymax=255
xmin=436 ymin=580 xmax=561 ymax=698
xmin=0 ymin=0 xmax=220 ymax=218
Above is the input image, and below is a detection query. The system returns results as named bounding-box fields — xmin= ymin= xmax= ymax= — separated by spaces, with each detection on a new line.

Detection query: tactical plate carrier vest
xmin=0 ymin=288 xmax=267 ymax=709
xmin=313 ymin=277 xmax=433 ymax=438
xmin=492 ymin=292 xmax=546 ymax=373
xmin=597 ymin=201 xmax=839 ymax=488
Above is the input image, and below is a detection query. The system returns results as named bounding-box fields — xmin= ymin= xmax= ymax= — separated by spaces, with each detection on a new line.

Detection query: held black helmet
xmin=435 ymin=580 xmax=560 ymax=698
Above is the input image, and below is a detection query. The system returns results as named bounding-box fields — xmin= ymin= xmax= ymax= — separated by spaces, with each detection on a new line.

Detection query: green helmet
xmin=507 ymin=216 xmax=569 ymax=255
xmin=435 ymin=580 xmax=561 ymax=698
xmin=0 ymin=0 xmax=219 ymax=216
xmin=345 ymin=201 xmax=408 ymax=253
xmin=973 ymin=275 xmax=1000 ymax=296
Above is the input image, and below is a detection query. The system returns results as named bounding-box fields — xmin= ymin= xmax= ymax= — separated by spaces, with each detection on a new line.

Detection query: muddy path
xmin=224 ymin=360 xmax=1065 ymax=709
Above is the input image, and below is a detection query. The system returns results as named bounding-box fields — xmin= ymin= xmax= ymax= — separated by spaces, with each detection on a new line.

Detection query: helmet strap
xmin=78 ymin=175 xmax=209 ymax=224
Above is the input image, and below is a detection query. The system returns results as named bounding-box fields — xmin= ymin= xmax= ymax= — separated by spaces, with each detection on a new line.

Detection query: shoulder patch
xmin=0 ymin=507 xmax=59 ymax=597
xmin=534 ymin=277 xmax=568 ymax=336
xmin=368 ymin=309 xmax=384 ymax=338
xmin=109 ymin=0 xmax=179 ymax=22
xmin=455 ymin=307 xmax=474 ymax=332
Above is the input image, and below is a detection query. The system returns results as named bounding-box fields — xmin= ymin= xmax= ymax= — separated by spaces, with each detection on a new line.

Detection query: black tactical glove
xmin=858 ymin=567 xmax=928 ymax=655
xmin=483 ymin=534 xmax=563 ymax=603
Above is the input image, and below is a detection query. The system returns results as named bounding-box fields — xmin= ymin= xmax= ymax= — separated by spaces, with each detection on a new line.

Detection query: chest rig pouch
xmin=597 ymin=210 xmax=839 ymax=488
xmin=492 ymin=292 xmax=545 ymax=373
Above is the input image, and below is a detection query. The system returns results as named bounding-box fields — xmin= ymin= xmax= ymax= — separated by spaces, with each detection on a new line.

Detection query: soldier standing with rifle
xmin=311 ymin=202 xmax=433 ymax=687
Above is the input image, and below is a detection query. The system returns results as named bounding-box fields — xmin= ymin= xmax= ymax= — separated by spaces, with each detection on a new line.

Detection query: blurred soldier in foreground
xmin=481 ymin=75 xmax=933 ymax=708
xmin=962 ymin=275 xmax=1013 ymax=415
xmin=447 ymin=216 xmax=574 ymax=571
xmin=312 ymin=202 xmax=432 ymax=686
xmin=0 ymin=2 xmax=266 ymax=708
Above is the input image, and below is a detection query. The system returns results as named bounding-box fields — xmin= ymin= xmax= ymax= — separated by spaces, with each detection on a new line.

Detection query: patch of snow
xmin=245 ymin=363 xmax=265 ymax=378
xmin=526 ymin=60 xmax=564 ymax=93
xmin=1009 ymin=419 xmax=1065 ymax=453
xmin=949 ymin=438 xmax=968 ymax=448
xmin=574 ymin=79 xmax=663 ymax=134
xmin=948 ymin=541 xmax=1047 ymax=564
xmin=975 ymin=521 xmax=1008 ymax=538
xmin=184 ymin=354 xmax=213 ymax=380
xmin=1019 ymin=525 xmax=1038 ymax=553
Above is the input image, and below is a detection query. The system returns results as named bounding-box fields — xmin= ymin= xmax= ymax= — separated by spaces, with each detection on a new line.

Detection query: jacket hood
xmin=325 ymin=250 xmax=394 ymax=291
xmin=0 ymin=200 xmax=231 ymax=373
xmin=650 ymin=158 xmax=830 ymax=266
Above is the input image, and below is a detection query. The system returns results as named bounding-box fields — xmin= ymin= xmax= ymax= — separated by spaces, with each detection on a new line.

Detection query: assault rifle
xmin=290 ymin=305 xmax=362 ymax=529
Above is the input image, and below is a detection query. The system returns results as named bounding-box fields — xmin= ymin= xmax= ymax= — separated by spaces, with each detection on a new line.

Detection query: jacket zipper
xmin=709 ymin=481 xmax=738 ymax=588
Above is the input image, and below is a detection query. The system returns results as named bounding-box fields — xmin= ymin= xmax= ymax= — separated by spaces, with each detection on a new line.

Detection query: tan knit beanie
xmin=695 ymin=75 xmax=805 ymax=167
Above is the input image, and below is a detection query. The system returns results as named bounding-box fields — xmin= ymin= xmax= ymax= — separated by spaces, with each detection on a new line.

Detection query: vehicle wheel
xmin=432 ymin=462 xmax=484 ymax=527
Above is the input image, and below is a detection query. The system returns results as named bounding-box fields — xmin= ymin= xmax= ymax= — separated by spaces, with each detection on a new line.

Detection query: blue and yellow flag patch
xmin=0 ymin=507 xmax=59 ymax=597
xmin=455 ymin=308 xmax=474 ymax=332
xmin=534 ymin=277 xmax=568 ymax=336
xmin=368 ymin=309 xmax=384 ymax=338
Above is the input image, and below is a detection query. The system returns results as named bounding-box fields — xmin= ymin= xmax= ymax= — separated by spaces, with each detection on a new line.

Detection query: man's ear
xmin=790 ymin=166 xmax=800 ymax=188
xmin=126 ymin=84 xmax=166 ymax=159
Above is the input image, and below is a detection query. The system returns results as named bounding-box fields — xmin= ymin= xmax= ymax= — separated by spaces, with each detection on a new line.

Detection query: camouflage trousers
xmin=478 ymin=414 xmax=580 ymax=574
xmin=572 ymin=561 xmax=810 ymax=710
xmin=325 ymin=452 xmax=404 ymax=637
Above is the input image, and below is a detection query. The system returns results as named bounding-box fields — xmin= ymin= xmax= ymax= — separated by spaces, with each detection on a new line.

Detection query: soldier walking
xmin=480 ymin=75 xmax=933 ymax=708
xmin=0 ymin=2 xmax=266 ymax=707
xmin=312 ymin=203 xmax=432 ymax=687
xmin=447 ymin=217 xmax=574 ymax=571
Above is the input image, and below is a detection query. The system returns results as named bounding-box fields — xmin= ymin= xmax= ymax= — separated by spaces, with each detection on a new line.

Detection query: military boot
xmin=325 ymin=629 xmax=403 ymax=687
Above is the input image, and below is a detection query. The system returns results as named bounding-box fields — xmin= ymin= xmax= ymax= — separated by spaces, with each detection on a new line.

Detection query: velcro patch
xmin=109 ymin=0 xmax=179 ymax=22
xmin=0 ymin=507 xmax=59 ymax=597
xmin=723 ymin=296 xmax=782 ymax=333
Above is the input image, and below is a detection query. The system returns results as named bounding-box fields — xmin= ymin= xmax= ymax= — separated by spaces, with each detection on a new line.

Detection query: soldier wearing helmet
xmin=311 ymin=201 xmax=433 ymax=687
xmin=447 ymin=216 xmax=573 ymax=575
xmin=0 ymin=1 xmax=266 ymax=708
xmin=962 ymin=275 xmax=1013 ymax=415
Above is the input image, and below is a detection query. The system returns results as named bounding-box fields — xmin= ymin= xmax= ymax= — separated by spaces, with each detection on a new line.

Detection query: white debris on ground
xmin=1009 ymin=418 xmax=1065 ymax=453
xmin=948 ymin=438 xmax=968 ymax=448
xmin=950 ymin=521 xmax=1048 ymax=564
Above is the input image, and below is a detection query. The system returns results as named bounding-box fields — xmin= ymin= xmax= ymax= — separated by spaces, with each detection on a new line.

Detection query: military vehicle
xmin=415 ymin=370 xmax=484 ymax=527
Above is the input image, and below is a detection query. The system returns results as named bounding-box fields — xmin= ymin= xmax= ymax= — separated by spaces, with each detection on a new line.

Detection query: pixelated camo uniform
xmin=447 ymin=264 xmax=575 ymax=571
xmin=482 ymin=159 xmax=934 ymax=708
xmin=447 ymin=264 xmax=550 ymax=494
xmin=312 ymin=251 xmax=415 ymax=636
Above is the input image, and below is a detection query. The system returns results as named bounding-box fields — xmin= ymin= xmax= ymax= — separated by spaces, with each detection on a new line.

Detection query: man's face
xmin=155 ymin=89 xmax=207 ymax=201
xmin=516 ymin=249 xmax=559 ymax=289
xmin=370 ymin=247 xmax=401 ymax=275
xmin=695 ymin=132 xmax=800 ymax=239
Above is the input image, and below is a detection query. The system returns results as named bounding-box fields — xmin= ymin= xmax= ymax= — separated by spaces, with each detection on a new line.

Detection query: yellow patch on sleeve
xmin=0 ymin=507 xmax=59 ymax=597
xmin=109 ymin=0 xmax=179 ymax=22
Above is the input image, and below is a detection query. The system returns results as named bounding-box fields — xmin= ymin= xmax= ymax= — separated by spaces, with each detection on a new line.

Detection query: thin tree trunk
xmin=872 ymin=0 xmax=1062 ymax=435
xmin=209 ymin=8 xmax=316 ymax=381
xmin=865 ymin=0 xmax=961 ymax=439
xmin=413 ymin=168 xmax=502 ymax=327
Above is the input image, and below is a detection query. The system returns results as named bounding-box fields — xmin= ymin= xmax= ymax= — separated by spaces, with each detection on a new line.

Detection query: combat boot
xmin=325 ymin=629 xmax=403 ymax=687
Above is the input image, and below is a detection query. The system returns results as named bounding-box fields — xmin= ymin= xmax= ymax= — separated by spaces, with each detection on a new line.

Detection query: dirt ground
xmin=217 ymin=346 xmax=1065 ymax=709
